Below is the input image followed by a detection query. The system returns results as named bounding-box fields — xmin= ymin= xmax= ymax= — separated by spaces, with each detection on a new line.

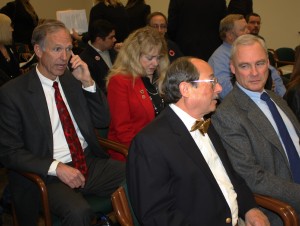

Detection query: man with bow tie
xmin=127 ymin=56 xmax=269 ymax=226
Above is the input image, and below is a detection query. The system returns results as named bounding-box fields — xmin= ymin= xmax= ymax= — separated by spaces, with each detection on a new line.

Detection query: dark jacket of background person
xmin=284 ymin=49 xmax=300 ymax=121
xmin=167 ymin=0 xmax=227 ymax=61
xmin=80 ymin=46 xmax=117 ymax=94
xmin=227 ymin=0 xmax=253 ymax=17
xmin=0 ymin=0 xmax=38 ymax=48
xmin=285 ymin=77 xmax=300 ymax=122
xmin=0 ymin=68 xmax=11 ymax=86
xmin=89 ymin=1 xmax=129 ymax=42
xmin=0 ymin=45 xmax=20 ymax=79
xmin=125 ymin=0 xmax=150 ymax=34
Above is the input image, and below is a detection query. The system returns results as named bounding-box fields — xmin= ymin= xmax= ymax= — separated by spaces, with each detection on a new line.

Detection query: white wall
xmin=254 ymin=0 xmax=300 ymax=49
xmin=0 ymin=0 xmax=299 ymax=49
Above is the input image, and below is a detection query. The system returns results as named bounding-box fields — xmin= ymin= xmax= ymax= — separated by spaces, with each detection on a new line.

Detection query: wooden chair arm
xmin=111 ymin=186 xmax=134 ymax=226
xmin=98 ymin=137 xmax=128 ymax=157
xmin=254 ymin=194 xmax=299 ymax=226
xmin=16 ymin=171 xmax=52 ymax=226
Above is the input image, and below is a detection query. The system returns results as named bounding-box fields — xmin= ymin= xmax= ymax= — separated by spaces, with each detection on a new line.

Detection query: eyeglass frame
xmin=190 ymin=77 xmax=219 ymax=89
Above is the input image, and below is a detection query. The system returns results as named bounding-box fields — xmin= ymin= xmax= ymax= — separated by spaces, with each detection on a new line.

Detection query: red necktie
xmin=53 ymin=81 xmax=88 ymax=178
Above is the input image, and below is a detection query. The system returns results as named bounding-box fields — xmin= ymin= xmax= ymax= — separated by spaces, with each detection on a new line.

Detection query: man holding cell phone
xmin=0 ymin=19 xmax=125 ymax=226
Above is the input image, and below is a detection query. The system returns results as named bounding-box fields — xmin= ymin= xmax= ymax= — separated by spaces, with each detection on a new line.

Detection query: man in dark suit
xmin=80 ymin=19 xmax=117 ymax=94
xmin=167 ymin=0 xmax=227 ymax=61
xmin=0 ymin=20 xmax=125 ymax=226
xmin=212 ymin=34 xmax=300 ymax=225
xmin=127 ymin=56 xmax=269 ymax=226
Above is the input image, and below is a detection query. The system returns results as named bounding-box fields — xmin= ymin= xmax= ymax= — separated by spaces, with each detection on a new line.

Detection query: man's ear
xmin=230 ymin=61 xmax=236 ymax=75
xmin=179 ymin=82 xmax=191 ymax=98
xmin=34 ymin=44 xmax=42 ymax=58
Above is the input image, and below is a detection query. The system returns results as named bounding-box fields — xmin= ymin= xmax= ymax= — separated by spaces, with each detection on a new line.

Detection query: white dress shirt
xmin=36 ymin=67 xmax=95 ymax=175
xmin=170 ymin=104 xmax=238 ymax=226
xmin=237 ymin=83 xmax=300 ymax=159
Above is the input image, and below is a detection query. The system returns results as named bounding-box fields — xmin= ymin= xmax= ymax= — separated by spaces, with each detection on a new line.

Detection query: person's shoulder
xmin=0 ymin=70 xmax=33 ymax=94
xmin=80 ymin=45 xmax=97 ymax=58
xmin=108 ymin=73 xmax=134 ymax=84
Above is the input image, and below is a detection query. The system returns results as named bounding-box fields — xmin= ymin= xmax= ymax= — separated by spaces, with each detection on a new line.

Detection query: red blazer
xmin=107 ymin=74 xmax=155 ymax=161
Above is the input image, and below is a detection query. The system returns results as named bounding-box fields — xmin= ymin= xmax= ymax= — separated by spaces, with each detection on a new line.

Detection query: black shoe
xmin=93 ymin=212 xmax=113 ymax=226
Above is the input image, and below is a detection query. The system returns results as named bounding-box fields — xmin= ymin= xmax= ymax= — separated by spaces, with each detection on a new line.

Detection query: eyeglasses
xmin=151 ymin=24 xmax=167 ymax=29
xmin=191 ymin=77 xmax=218 ymax=89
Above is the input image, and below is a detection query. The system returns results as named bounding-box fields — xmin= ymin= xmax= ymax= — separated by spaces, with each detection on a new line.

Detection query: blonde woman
xmin=0 ymin=0 xmax=38 ymax=49
xmin=106 ymin=26 xmax=169 ymax=161
xmin=89 ymin=0 xmax=129 ymax=42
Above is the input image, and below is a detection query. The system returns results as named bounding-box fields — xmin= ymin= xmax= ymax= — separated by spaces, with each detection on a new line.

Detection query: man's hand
xmin=56 ymin=162 xmax=85 ymax=188
xmin=245 ymin=208 xmax=270 ymax=226
xmin=69 ymin=52 xmax=94 ymax=87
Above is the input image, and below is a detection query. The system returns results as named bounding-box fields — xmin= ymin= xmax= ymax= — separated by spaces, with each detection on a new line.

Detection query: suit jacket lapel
xmin=86 ymin=45 xmax=109 ymax=71
xmin=164 ymin=107 xmax=223 ymax=186
xmin=27 ymin=70 xmax=53 ymax=152
xmin=233 ymin=86 xmax=290 ymax=164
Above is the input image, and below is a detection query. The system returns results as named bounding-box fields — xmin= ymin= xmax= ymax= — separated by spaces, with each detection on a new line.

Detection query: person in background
xmin=147 ymin=12 xmax=183 ymax=63
xmin=89 ymin=0 xmax=129 ymax=43
xmin=212 ymin=34 xmax=300 ymax=225
xmin=106 ymin=26 xmax=169 ymax=161
xmin=0 ymin=19 xmax=125 ymax=226
xmin=208 ymin=14 xmax=285 ymax=100
xmin=168 ymin=0 xmax=227 ymax=61
xmin=246 ymin=12 xmax=265 ymax=40
xmin=227 ymin=0 xmax=253 ymax=17
xmin=125 ymin=0 xmax=150 ymax=34
xmin=80 ymin=19 xmax=117 ymax=94
xmin=0 ymin=13 xmax=21 ymax=83
xmin=284 ymin=46 xmax=300 ymax=121
xmin=127 ymin=56 xmax=270 ymax=226
xmin=0 ymin=0 xmax=38 ymax=50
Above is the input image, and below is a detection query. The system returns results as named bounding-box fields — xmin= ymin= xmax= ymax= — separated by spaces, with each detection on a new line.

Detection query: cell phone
xmin=68 ymin=58 xmax=73 ymax=72
xmin=67 ymin=51 xmax=74 ymax=72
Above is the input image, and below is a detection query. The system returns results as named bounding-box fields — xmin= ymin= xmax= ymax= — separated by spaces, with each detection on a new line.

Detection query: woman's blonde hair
xmin=0 ymin=14 xmax=13 ymax=45
xmin=107 ymin=26 xmax=169 ymax=85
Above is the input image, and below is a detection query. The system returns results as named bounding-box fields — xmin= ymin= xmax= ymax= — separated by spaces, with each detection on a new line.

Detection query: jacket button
xmin=226 ymin=218 xmax=232 ymax=224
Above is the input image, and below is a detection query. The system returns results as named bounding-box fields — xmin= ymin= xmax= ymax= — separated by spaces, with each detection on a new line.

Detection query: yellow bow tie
xmin=190 ymin=118 xmax=211 ymax=136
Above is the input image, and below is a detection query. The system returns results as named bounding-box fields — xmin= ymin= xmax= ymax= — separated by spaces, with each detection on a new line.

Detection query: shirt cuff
xmin=82 ymin=81 xmax=96 ymax=93
xmin=48 ymin=160 xmax=60 ymax=176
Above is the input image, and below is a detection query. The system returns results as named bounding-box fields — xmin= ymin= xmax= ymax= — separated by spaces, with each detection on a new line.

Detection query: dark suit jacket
xmin=227 ymin=0 xmax=253 ymax=17
xmin=80 ymin=45 xmax=117 ymax=94
xmin=285 ymin=82 xmax=300 ymax=122
xmin=0 ymin=68 xmax=110 ymax=223
xmin=167 ymin=39 xmax=184 ymax=63
xmin=0 ymin=45 xmax=20 ymax=79
xmin=127 ymin=106 xmax=256 ymax=226
xmin=126 ymin=2 xmax=150 ymax=34
xmin=89 ymin=2 xmax=129 ymax=42
xmin=167 ymin=0 xmax=226 ymax=61
xmin=212 ymin=85 xmax=300 ymax=216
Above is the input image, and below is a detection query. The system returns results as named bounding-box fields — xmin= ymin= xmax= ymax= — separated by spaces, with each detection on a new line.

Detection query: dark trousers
xmin=10 ymin=156 xmax=125 ymax=226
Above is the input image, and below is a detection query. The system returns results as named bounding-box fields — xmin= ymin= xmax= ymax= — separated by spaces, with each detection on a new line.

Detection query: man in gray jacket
xmin=212 ymin=34 xmax=300 ymax=225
